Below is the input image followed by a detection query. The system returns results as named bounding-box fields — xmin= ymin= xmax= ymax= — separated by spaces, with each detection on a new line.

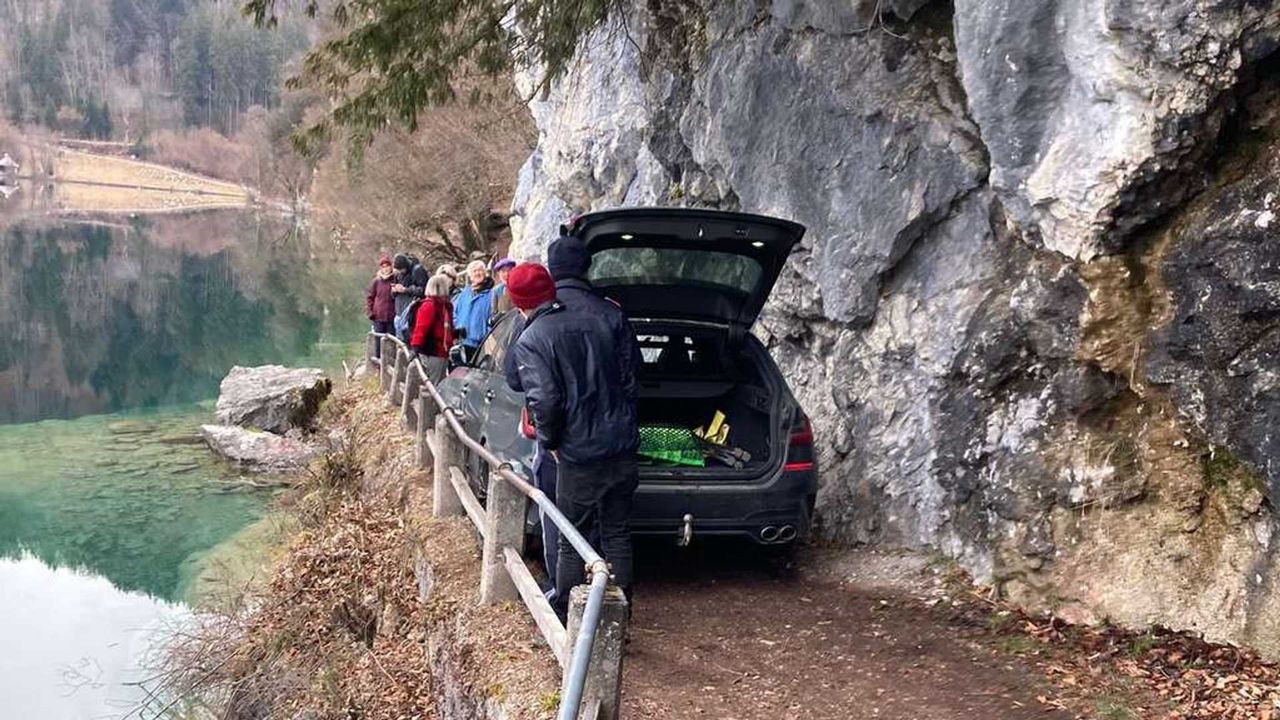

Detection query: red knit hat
xmin=378 ymin=255 xmax=391 ymax=267
xmin=506 ymin=263 xmax=556 ymax=310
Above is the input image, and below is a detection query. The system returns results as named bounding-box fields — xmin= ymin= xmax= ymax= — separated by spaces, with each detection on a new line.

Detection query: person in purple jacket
xmin=366 ymin=255 xmax=396 ymax=355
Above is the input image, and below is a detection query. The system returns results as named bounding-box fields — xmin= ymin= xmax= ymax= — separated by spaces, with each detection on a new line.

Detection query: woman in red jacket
xmin=410 ymin=273 xmax=455 ymax=381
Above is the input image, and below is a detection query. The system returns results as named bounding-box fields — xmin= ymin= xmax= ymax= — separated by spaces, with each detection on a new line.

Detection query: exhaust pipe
xmin=777 ymin=525 xmax=797 ymax=543
xmin=760 ymin=525 xmax=780 ymax=543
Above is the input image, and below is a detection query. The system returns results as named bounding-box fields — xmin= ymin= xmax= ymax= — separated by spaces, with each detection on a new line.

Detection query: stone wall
xmin=509 ymin=0 xmax=1280 ymax=655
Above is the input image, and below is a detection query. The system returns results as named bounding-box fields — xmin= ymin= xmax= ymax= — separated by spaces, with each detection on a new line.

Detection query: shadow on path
xmin=623 ymin=539 xmax=1071 ymax=720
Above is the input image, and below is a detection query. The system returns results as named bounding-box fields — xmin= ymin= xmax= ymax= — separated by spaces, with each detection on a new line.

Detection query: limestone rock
xmin=1147 ymin=79 xmax=1280 ymax=493
xmin=509 ymin=0 xmax=1280 ymax=656
xmin=200 ymin=425 xmax=321 ymax=472
xmin=214 ymin=365 xmax=332 ymax=434
xmin=953 ymin=0 xmax=1280 ymax=259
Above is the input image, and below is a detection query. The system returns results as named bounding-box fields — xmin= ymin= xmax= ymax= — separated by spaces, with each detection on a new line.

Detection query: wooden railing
xmin=366 ymin=333 xmax=628 ymax=720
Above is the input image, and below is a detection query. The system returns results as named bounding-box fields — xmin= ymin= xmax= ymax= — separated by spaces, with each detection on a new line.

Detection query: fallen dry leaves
xmin=170 ymin=497 xmax=437 ymax=720
xmin=958 ymin=587 xmax=1280 ymax=720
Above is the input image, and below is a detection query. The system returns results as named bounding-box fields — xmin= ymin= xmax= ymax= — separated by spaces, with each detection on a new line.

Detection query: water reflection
xmin=0 ymin=211 xmax=365 ymax=425
xmin=0 ymin=209 xmax=369 ymax=715
xmin=0 ymin=405 xmax=269 ymax=599
xmin=0 ymin=554 xmax=186 ymax=719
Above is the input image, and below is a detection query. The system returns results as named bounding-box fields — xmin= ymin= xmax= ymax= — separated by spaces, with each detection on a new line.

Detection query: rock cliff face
xmin=509 ymin=0 xmax=1280 ymax=655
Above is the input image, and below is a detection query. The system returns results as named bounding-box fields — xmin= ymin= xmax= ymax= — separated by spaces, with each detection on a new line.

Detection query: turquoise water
xmin=0 ymin=212 xmax=368 ymax=716
xmin=0 ymin=404 xmax=267 ymax=598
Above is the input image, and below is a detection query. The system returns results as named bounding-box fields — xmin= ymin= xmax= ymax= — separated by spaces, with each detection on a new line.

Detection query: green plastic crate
xmin=637 ymin=424 xmax=705 ymax=467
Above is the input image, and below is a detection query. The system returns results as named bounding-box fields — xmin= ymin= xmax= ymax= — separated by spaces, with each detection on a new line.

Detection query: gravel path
xmin=622 ymin=541 xmax=1073 ymax=720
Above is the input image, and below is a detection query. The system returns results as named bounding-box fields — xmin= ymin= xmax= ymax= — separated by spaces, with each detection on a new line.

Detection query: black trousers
xmin=552 ymin=453 xmax=639 ymax=619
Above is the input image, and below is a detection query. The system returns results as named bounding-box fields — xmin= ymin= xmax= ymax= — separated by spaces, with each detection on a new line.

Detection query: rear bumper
xmin=630 ymin=466 xmax=817 ymax=544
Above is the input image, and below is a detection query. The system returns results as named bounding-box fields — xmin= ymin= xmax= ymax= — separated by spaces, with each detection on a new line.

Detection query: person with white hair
xmin=452 ymin=259 xmax=495 ymax=350
xmin=434 ymin=264 xmax=460 ymax=297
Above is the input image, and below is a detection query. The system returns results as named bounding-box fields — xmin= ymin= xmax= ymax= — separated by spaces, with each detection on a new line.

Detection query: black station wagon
xmin=437 ymin=207 xmax=818 ymax=545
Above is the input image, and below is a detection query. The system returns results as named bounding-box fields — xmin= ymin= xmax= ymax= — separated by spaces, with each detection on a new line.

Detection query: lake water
xmin=0 ymin=210 xmax=368 ymax=716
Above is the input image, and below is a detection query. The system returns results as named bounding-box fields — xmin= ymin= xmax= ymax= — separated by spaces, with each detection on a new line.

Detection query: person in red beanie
xmin=366 ymin=255 xmax=396 ymax=356
xmin=505 ymin=261 xmax=641 ymax=621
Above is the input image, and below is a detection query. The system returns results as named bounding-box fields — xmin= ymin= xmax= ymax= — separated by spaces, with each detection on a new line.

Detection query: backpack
xmin=394 ymin=299 xmax=420 ymax=340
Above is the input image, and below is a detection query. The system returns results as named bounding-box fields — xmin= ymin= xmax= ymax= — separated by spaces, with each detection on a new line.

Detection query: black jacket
xmin=507 ymin=296 xmax=641 ymax=464
xmin=505 ymin=278 xmax=640 ymax=400
xmin=393 ymin=263 xmax=429 ymax=316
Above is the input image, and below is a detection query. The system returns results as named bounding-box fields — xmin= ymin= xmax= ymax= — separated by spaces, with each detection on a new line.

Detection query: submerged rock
xmin=199 ymin=425 xmax=320 ymax=472
xmin=214 ymin=365 xmax=332 ymax=434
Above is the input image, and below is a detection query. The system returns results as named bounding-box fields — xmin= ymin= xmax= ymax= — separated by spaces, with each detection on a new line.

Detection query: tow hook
xmin=678 ymin=514 xmax=694 ymax=547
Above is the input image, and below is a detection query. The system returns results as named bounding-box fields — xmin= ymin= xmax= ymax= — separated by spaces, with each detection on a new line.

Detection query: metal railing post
xmin=416 ymin=387 xmax=433 ymax=468
xmin=564 ymin=584 xmax=629 ymax=720
xmin=432 ymin=414 xmax=464 ymax=518
xmin=401 ymin=362 xmax=421 ymax=430
xmin=365 ymin=333 xmax=378 ymax=375
xmin=479 ymin=465 xmax=527 ymax=605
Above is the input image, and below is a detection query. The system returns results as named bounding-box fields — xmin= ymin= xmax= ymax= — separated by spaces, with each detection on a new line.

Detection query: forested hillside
xmin=0 ymin=0 xmax=534 ymax=260
xmin=0 ymin=0 xmax=307 ymax=140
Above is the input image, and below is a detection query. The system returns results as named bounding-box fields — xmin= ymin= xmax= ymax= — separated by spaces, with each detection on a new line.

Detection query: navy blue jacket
xmin=507 ymin=293 xmax=641 ymax=464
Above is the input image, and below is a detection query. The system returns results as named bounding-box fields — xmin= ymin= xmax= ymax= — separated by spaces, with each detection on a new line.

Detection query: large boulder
xmin=214 ymin=365 xmax=332 ymax=434
xmin=199 ymin=425 xmax=322 ymax=472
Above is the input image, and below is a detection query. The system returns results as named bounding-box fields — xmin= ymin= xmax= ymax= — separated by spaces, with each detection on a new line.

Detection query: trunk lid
xmin=569 ymin=208 xmax=805 ymax=327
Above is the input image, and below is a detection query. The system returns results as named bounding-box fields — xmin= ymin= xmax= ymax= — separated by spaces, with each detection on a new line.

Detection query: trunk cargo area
xmin=632 ymin=324 xmax=775 ymax=474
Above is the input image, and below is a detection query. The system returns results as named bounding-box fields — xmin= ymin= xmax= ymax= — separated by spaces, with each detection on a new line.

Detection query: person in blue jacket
xmin=453 ymin=259 xmax=494 ymax=349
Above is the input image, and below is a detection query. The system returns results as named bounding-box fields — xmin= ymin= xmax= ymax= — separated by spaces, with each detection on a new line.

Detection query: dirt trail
xmin=623 ymin=542 xmax=1070 ymax=720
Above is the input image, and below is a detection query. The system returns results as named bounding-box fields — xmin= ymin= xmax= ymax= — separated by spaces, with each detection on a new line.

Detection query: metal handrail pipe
xmin=412 ymin=350 xmax=606 ymax=570
xmin=370 ymin=332 xmax=612 ymax=720
xmin=376 ymin=333 xmax=605 ymax=568
xmin=556 ymin=567 xmax=610 ymax=720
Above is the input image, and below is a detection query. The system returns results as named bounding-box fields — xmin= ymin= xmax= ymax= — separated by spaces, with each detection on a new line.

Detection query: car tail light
xmin=520 ymin=407 xmax=536 ymax=440
xmin=784 ymin=415 xmax=815 ymax=472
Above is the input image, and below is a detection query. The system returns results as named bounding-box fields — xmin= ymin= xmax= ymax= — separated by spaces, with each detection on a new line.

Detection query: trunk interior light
xmin=621 ymin=234 xmax=634 ymax=240
xmin=751 ymin=241 xmax=765 ymax=247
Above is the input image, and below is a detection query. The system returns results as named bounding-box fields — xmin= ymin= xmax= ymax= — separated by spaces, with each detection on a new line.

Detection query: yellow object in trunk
xmin=694 ymin=410 xmax=729 ymax=445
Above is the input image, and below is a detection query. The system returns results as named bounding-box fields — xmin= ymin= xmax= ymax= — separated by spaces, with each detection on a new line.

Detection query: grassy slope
xmin=52 ymin=149 xmax=253 ymax=213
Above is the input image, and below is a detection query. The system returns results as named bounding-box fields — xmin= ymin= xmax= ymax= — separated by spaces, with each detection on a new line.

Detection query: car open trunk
xmin=631 ymin=322 xmax=778 ymax=477
xmin=566 ymin=207 xmax=806 ymax=480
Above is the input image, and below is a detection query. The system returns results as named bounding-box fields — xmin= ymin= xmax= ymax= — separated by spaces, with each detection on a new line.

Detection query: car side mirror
xmin=448 ymin=344 xmax=469 ymax=370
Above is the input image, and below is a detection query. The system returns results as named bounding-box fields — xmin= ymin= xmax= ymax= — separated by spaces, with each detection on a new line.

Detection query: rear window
xmin=635 ymin=332 xmax=729 ymax=378
xmin=588 ymin=247 xmax=763 ymax=295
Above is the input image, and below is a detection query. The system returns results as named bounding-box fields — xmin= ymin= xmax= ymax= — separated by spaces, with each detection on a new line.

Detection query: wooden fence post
xmin=380 ymin=337 xmax=395 ymax=392
xmin=401 ymin=363 xmax=421 ymax=430
xmin=432 ymin=414 xmax=464 ymax=518
xmin=389 ymin=348 xmax=405 ymax=405
xmin=565 ymin=585 xmax=629 ymax=720
xmin=365 ymin=334 xmax=378 ymax=375
xmin=416 ymin=388 xmax=434 ymax=468
xmin=479 ymin=466 xmax=526 ymax=605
